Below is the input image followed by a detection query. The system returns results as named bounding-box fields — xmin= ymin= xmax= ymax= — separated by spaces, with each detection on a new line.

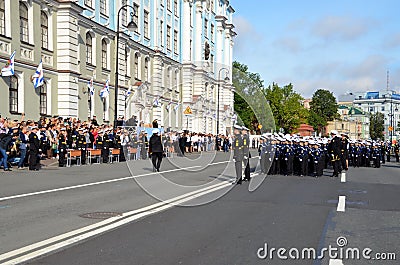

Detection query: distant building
xmin=301 ymin=99 xmax=312 ymax=110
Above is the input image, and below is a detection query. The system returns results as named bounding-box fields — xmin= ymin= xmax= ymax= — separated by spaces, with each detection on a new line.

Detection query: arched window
xmin=39 ymin=83 xmax=47 ymax=116
xmin=86 ymin=32 xmax=92 ymax=65
xmin=144 ymin=58 xmax=149 ymax=81
xmin=101 ymin=39 xmax=107 ymax=69
xmin=9 ymin=76 xmax=18 ymax=113
xmin=0 ymin=0 xmax=5 ymax=36
xmin=19 ymin=2 xmax=28 ymax=42
xmin=41 ymin=11 xmax=48 ymax=49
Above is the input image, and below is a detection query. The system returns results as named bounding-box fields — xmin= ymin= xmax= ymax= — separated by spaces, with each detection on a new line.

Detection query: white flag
xmin=1 ymin=50 xmax=16 ymax=77
xmin=32 ymin=60 xmax=44 ymax=89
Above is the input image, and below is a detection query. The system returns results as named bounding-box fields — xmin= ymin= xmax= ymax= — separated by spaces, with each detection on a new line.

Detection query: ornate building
xmin=0 ymin=0 xmax=235 ymax=134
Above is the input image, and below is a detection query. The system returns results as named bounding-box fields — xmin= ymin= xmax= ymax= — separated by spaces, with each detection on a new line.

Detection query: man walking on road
xmin=149 ymin=129 xmax=163 ymax=172
xmin=328 ymin=130 xmax=342 ymax=178
xmin=232 ymin=125 xmax=244 ymax=185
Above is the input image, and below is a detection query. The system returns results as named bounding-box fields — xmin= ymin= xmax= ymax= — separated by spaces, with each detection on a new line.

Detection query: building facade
xmin=0 ymin=0 xmax=235 ymax=134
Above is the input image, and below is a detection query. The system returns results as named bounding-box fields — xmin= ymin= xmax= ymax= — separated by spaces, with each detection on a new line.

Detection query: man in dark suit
xmin=28 ymin=126 xmax=41 ymax=171
xmin=149 ymin=129 xmax=163 ymax=172
xmin=232 ymin=125 xmax=244 ymax=185
xmin=328 ymin=130 xmax=342 ymax=177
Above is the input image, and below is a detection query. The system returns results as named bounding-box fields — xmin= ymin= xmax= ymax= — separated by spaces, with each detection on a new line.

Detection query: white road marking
xmin=337 ymin=196 xmax=346 ymax=212
xmin=0 ymin=160 xmax=233 ymax=202
xmin=329 ymin=259 xmax=344 ymax=265
xmin=340 ymin=172 xmax=346 ymax=183
xmin=0 ymin=182 xmax=231 ymax=265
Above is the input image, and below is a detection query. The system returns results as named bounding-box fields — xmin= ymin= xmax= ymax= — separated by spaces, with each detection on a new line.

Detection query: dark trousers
xmin=235 ymin=160 xmax=243 ymax=183
xmin=80 ymin=149 xmax=86 ymax=165
xmin=59 ymin=149 xmax=66 ymax=167
xmin=29 ymin=150 xmax=39 ymax=170
xmin=151 ymin=152 xmax=163 ymax=170
xmin=18 ymin=148 xmax=27 ymax=168
xmin=102 ymin=148 xmax=109 ymax=163
xmin=243 ymin=158 xmax=250 ymax=180
xmin=332 ymin=160 xmax=340 ymax=177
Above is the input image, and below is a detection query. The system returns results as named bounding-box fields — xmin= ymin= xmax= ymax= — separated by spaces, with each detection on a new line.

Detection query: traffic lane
xmin=0 ymin=162 xmax=232 ymax=254
xmin=27 ymin=174 xmax=342 ymax=265
xmin=0 ymin=152 xmax=233 ymax=199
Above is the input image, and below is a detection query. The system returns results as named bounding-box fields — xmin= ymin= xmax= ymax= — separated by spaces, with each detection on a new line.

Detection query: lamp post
xmin=216 ymin=67 xmax=230 ymax=135
xmin=114 ymin=5 xmax=138 ymax=128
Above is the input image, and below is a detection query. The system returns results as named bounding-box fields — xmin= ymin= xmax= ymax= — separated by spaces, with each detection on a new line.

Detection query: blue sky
xmin=232 ymin=0 xmax=400 ymax=98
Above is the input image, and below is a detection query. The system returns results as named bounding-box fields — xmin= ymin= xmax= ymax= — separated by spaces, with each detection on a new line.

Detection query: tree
xmin=308 ymin=89 xmax=339 ymax=134
xmin=263 ymin=83 xmax=308 ymax=133
xmin=370 ymin=112 xmax=385 ymax=140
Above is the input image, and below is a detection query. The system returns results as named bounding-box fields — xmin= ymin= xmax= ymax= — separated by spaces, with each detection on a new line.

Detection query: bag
xmin=52 ymin=143 xmax=57 ymax=150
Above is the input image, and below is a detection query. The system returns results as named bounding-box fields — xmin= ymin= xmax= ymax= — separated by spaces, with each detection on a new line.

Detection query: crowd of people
xmin=0 ymin=114 xmax=399 ymax=175
xmin=0 ymin=114 xmax=235 ymax=172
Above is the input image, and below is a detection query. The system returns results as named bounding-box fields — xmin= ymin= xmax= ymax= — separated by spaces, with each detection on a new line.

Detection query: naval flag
xmin=32 ymin=60 xmax=44 ymax=89
xmin=1 ymin=50 xmax=16 ymax=77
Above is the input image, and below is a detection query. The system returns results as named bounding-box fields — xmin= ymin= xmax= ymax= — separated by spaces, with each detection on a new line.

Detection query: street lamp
xmin=216 ymin=67 xmax=230 ymax=135
xmin=114 ymin=5 xmax=138 ymax=128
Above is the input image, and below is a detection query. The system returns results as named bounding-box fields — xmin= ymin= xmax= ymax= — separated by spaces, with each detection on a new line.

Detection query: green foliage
xmin=262 ymin=83 xmax=308 ymax=133
xmin=370 ymin=112 xmax=385 ymax=140
xmin=308 ymin=89 xmax=339 ymax=134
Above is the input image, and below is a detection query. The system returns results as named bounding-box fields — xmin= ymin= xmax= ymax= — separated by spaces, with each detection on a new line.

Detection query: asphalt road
xmin=0 ymin=152 xmax=399 ymax=265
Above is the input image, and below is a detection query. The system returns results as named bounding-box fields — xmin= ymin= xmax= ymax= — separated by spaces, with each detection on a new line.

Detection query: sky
xmin=232 ymin=0 xmax=400 ymax=98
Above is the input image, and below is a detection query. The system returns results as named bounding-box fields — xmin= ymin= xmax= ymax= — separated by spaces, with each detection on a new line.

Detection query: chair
xmin=66 ymin=149 xmax=82 ymax=167
xmin=109 ymin=148 xmax=120 ymax=163
xmin=88 ymin=149 xmax=102 ymax=164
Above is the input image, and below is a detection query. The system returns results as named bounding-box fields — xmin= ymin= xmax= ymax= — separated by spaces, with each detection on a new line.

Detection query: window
xmin=41 ymin=12 xmax=48 ymax=49
xmin=100 ymin=0 xmax=107 ymax=15
xmin=173 ymin=30 xmax=178 ymax=54
xmin=101 ymin=39 xmax=107 ymax=69
xmin=121 ymin=0 xmax=127 ymax=27
xmin=381 ymin=106 xmax=385 ymax=112
xmin=189 ymin=39 xmax=192 ymax=60
xmin=19 ymin=2 xmax=28 ymax=42
xmin=144 ymin=10 xmax=149 ymax=38
xmin=84 ymin=0 xmax=93 ymax=8
xmin=369 ymin=107 xmax=374 ymax=112
xmin=174 ymin=0 xmax=178 ymax=16
xmin=204 ymin=19 xmax=208 ymax=38
xmin=174 ymin=71 xmax=178 ymax=88
xmin=9 ymin=76 xmax=18 ymax=113
xmin=0 ymin=0 xmax=5 ymax=35
xmin=166 ymin=68 xmax=170 ymax=87
xmin=160 ymin=21 xmax=164 ymax=47
xmin=86 ymin=33 xmax=93 ymax=65
xmin=144 ymin=58 xmax=149 ymax=81
xmin=167 ymin=25 xmax=171 ymax=50
xmin=39 ymin=84 xmax=47 ymax=116
xmin=134 ymin=53 xmax=139 ymax=79
xmin=133 ymin=3 xmax=139 ymax=33
xmin=210 ymin=54 xmax=214 ymax=72
xmin=211 ymin=0 xmax=214 ymax=12
xmin=124 ymin=47 xmax=130 ymax=76
xmin=211 ymin=24 xmax=214 ymax=42
xmin=189 ymin=7 xmax=192 ymax=27
xmin=167 ymin=0 xmax=171 ymax=10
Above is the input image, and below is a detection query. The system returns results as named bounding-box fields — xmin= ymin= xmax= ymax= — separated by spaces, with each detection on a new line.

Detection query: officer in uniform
xmin=58 ymin=128 xmax=68 ymax=167
xmin=328 ymin=130 xmax=342 ymax=177
xmin=232 ymin=125 xmax=243 ymax=185
xmin=395 ymin=143 xmax=399 ymax=162
xmin=258 ymin=136 xmax=267 ymax=174
xmin=96 ymin=130 xmax=105 ymax=163
xmin=76 ymin=128 xmax=87 ymax=165
xmin=340 ymin=133 xmax=349 ymax=171
xmin=242 ymin=126 xmax=251 ymax=181
xmin=372 ymin=143 xmax=381 ymax=168
xmin=28 ymin=126 xmax=40 ymax=171
xmin=149 ymin=129 xmax=163 ymax=172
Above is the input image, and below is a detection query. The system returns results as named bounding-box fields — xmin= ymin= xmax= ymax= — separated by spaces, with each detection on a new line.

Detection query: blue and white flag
xmin=153 ymin=97 xmax=161 ymax=108
xmin=231 ymin=113 xmax=238 ymax=123
xmin=32 ymin=60 xmax=44 ymax=89
xmin=166 ymin=100 xmax=173 ymax=112
xmin=100 ymin=79 xmax=110 ymax=98
xmin=88 ymin=77 xmax=94 ymax=96
xmin=1 ymin=50 xmax=15 ymax=77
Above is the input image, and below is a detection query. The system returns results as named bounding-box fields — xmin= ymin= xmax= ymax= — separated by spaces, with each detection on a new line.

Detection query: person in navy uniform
xmin=242 ymin=126 xmax=251 ymax=181
xmin=372 ymin=143 xmax=381 ymax=168
xmin=58 ymin=128 xmax=68 ymax=167
xmin=232 ymin=125 xmax=243 ymax=185
xmin=340 ymin=133 xmax=349 ymax=171
xmin=258 ymin=136 xmax=268 ymax=174
xmin=76 ymin=128 xmax=87 ymax=165
xmin=328 ymin=130 xmax=342 ymax=177
xmin=28 ymin=126 xmax=41 ymax=171
xmin=149 ymin=129 xmax=164 ymax=172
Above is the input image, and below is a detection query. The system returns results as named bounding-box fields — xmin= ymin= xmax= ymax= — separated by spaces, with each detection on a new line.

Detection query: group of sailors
xmin=232 ymin=126 xmax=400 ymax=184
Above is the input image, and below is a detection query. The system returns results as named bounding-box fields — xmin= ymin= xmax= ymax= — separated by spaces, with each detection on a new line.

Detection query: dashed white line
xmin=340 ymin=172 xmax=346 ymax=183
xmin=337 ymin=196 xmax=346 ymax=212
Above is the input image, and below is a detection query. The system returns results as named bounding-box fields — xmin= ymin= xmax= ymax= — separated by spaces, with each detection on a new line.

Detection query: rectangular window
xmin=121 ymin=0 xmax=127 ymax=27
xmin=174 ymin=0 xmax=178 ymax=16
xmin=134 ymin=54 xmax=139 ymax=79
xmin=144 ymin=10 xmax=149 ymax=38
xmin=133 ymin=3 xmax=139 ymax=33
xmin=173 ymin=30 xmax=178 ymax=54
xmin=100 ymin=0 xmax=107 ymax=15
xmin=41 ymin=12 xmax=49 ymax=49
xmin=9 ymin=76 xmax=18 ymax=113
xmin=369 ymin=107 xmax=374 ymax=112
xmin=211 ymin=24 xmax=214 ymax=42
xmin=204 ymin=19 xmax=208 ymax=38
xmin=381 ymin=106 xmax=385 ymax=111
xmin=167 ymin=0 xmax=171 ymax=11
xmin=39 ymin=84 xmax=47 ymax=116
xmin=160 ymin=21 xmax=164 ymax=47
xmin=101 ymin=40 xmax=107 ymax=69
xmin=0 ymin=0 xmax=5 ymax=36
xmin=20 ymin=3 xmax=29 ymax=42
xmin=167 ymin=25 xmax=171 ymax=50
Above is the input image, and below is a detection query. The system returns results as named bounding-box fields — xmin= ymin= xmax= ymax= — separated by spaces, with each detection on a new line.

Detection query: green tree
xmin=308 ymin=89 xmax=339 ymax=134
xmin=370 ymin=112 xmax=385 ymax=140
xmin=263 ymin=83 xmax=308 ymax=133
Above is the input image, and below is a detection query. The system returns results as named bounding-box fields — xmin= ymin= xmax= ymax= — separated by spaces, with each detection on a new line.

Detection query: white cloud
xmin=233 ymin=15 xmax=263 ymax=54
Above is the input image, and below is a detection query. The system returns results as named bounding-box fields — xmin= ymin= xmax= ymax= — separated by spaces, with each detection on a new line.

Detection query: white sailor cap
xmin=152 ymin=129 xmax=160 ymax=134
xmin=233 ymin=125 xmax=242 ymax=130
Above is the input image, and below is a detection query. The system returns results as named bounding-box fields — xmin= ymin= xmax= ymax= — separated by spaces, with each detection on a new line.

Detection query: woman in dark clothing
xmin=149 ymin=129 xmax=163 ymax=172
